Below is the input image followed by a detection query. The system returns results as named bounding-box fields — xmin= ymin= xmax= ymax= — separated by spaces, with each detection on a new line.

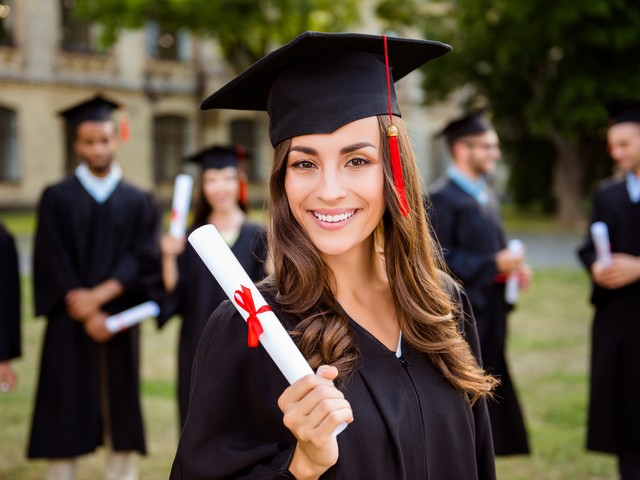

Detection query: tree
xmin=378 ymin=0 xmax=640 ymax=225
xmin=74 ymin=0 xmax=360 ymax=72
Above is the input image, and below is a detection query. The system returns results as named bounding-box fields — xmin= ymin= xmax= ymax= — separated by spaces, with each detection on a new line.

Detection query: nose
xmin=316 ymin=164 xmax=347 ymax=202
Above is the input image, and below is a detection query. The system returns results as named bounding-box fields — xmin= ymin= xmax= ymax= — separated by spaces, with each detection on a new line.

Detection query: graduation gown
xmin=0 ymin=222 xmax=21 ymax=362
xmin=427 ymin=178 xmax=530 ymax=455
xmin=160 ymin=220 xmax=267 ymax=426
xmin=577 ymin=178 xmax=640 ymax=454
xmin=28 ymin=175 xmax=161 ymax=458
xmin=169 ymin=283 xmax=496 ymax=479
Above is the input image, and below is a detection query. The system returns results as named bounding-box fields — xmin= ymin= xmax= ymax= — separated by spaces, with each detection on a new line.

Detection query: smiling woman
xmin=169 ymin=31 xmax=498 ymax=480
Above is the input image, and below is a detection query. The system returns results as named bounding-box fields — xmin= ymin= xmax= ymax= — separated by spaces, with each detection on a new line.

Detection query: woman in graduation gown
xmin=160 ymin=145 xmax=268 ymax=427
xmin=170 ymin=32 xmax=497 ymax=479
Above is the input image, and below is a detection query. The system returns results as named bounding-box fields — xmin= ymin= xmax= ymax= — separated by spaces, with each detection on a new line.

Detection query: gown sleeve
xmin=0 ymin=224 xmax=21 ymax=361
xmin=169 ymin=300 xmax=298 ymax=480
xmin=33 ymin=187 xmax=84 ymax=317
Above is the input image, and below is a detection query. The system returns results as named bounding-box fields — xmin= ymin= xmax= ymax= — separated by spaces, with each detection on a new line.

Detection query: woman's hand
xmin=278 ymin=365 xmax=353 ymax=480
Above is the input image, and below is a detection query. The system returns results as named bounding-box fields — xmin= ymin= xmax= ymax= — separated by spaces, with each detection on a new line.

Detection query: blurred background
xmin=2 ymin=0 xmax=639 ymax=478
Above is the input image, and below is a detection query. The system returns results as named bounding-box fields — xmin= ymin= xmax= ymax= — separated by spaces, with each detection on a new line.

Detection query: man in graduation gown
xmin=27 ymin=94 xmax=161 ymax=480
xmin=577 ymin=100 xmax=640 ymax=479
xmin=0 ymin=221 xmax=21 ymax=393
xmin=426 ymin=112 xmax=531 ymax=455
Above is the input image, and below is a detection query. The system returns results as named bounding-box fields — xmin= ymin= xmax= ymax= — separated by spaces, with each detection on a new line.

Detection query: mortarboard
xmin=59 ymin=94 xmax=121 ymax=126
xmin=441 ymin=111 xmax=493 ymax=146
xmin=185 ymin=145 xmax=244 ymax=171
xmin=200 ymin=31 xmax=451 ymax=147
xmin=605 ymin=99 xmax=640 ymax=126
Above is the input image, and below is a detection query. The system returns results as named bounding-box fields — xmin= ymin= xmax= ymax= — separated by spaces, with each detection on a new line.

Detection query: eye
xmin=290 ymin=159 xmax=316 ymax=170
xmin=346 ymin=156 xmax=369 ymax=167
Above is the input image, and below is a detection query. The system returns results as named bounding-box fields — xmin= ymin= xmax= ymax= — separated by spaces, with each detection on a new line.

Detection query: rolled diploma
xmin=504 ymin=239 xmax=523 ymax=305
xmin=105 ymin=301 xmax=160 ymax=333
xmin=189 ymin=225 xmax=313 ymax=384
xmin=591 ymin=221 xmax=612 ymax=266
xmin=169 ymin=174 xmax=194 ymax=238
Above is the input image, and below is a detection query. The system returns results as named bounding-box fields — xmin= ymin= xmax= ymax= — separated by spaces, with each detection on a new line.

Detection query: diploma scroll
xmin=591 ymin=221 xmax=612 ymax=266
xmin=169 ymin=174 xmax=194 ymax=238
xmin=189 ymin=225 xmax=347 ymax=435
xmin=105 ymin=301 xmax=160 ymax=333
xmin=504 ymin=239 xmax=523 ymax=305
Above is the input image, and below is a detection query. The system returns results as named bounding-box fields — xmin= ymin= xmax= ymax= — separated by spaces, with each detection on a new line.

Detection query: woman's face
xmin=284 ymin=116 xmax=385 ymax=258
xmin=202 ymin=166 xmax=240 ymax=212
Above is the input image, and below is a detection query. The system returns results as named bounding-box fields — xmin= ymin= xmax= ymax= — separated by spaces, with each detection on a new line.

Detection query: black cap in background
xmin=185 ymin=145 xmax=249 ymax=171
xmin=441 ymin=111 xmax=493 ymax=146
xmin=200 ymin=31 xmax=451 ymax=146
xmin=59 ymin=94 xmax=121 ymax=128
xmin=605 ymin=99 xmax=640 ymax=126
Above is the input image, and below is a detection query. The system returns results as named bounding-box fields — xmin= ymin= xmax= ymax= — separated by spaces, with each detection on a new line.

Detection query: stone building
xmin=0 ymin=0 xmax=453 ymax=210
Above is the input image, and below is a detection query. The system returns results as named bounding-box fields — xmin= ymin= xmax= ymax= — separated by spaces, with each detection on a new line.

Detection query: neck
xmin=209 ymin=206 xmax=245 ymax=230
xmin=85 ymin=164 xmax=112 ymax=178
xmin=454 ymin=162 xmax=481 ymax=182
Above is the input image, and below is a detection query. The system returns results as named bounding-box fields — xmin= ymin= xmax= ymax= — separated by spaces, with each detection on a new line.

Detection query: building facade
xmin=0 ymin=0 xmax=452 ymax=210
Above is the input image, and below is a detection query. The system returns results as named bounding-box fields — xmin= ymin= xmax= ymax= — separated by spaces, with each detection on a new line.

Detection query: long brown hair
xmin=264 ymin=115 xmax=496 ymax=402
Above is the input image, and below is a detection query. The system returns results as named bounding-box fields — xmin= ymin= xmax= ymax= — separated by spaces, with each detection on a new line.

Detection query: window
xmin=147 ymin=22 xmax=189 ymax=61
xmin=60 ymin=0 xmax=105 ymax=54
xmin=0 ymin=107 xmax=20 ymax=181
xmin=0 ymin=1 xmax=15 ymax=47
xmin=153 ymin=115 xmax=188 ymax=182
xmin=230 ymin=119 xmax=260 ymax=181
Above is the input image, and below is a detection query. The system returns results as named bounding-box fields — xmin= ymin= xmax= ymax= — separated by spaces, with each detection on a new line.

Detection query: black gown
xmin=169 ymin=281 xmax=496 ymax=479
xmin=0 ymin=222 xmax=21 ymax=363
xmin=28 ymin=175 xmax=161 ymax=458
xmin=426 ymin=178 xmax=530 ymax=455
xmin=577 ymin=177 xmax=640 ymax=454
xmin=160 ymin=220 xmax=267 ymax=426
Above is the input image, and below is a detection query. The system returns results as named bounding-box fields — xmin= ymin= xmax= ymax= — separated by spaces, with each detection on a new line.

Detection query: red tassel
xmin=119 ymin=110 xmax=130 ymax=143
xmin=236 ymin=145 xmax=249 ymax=207
xmin=388 ymin=126 xmax=409 ymax=216
xmin=382 ymin=34 xmax=409 ymax=217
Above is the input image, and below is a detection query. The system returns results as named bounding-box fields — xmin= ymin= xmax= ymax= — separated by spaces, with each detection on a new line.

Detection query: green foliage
xmin=74 ymin=0 xmax=360 ymax=71
xmin=377 ymin=0 xmax=640 ymax=209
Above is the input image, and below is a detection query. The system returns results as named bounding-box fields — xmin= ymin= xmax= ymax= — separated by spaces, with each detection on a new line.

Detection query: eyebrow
xmin=289 ymin=142 xmax=377 ymax=156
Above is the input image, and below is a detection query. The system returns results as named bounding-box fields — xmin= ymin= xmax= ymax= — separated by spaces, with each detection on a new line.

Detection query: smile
xmin=312 ymin=210 xmax=356 ymax=223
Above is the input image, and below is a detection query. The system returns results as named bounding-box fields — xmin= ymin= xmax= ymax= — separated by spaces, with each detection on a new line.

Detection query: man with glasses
xmin=426 ymin=111 xmax=531 ymax=456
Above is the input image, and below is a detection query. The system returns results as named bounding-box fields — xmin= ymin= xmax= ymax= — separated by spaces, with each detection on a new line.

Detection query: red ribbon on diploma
xmin=234 ymin=285 xmax=271 ymax=347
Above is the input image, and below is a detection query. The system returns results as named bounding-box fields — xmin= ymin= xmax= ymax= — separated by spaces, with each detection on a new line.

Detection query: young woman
xmin=170 ymin=32 xmax=498 ymax=479
xmin=160 ymin=146 xmax=268 ymax=427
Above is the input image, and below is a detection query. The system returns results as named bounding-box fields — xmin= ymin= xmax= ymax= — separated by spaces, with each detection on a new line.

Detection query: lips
xmin=311 ymin=210 xmax=356 ymax=223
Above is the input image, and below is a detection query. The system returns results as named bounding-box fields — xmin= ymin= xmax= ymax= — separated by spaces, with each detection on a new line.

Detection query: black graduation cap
xmin=440 ymin=111 xmax=493 ymax=146
xmin=185 ymin=145 xmax=245 ymax=170
xmin=59 ymin=94 xmax=121 ymax=128
xmin=605 ymin=99 xmax=640 ymax=126
xmin=200 ymin=31 xmax=452 ymax=146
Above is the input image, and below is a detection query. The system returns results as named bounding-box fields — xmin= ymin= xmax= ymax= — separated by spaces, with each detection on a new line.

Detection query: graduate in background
xmin=160 ymin=145 xmax=268 ymax=427
xmin=577 ymin=100 xmax=640 ymax=479
xmin=0 ymin=221 xmax=21 ymax=393
xmin=427 ymin=112 xmax=531 ymax=456
xmin=28 ymin=94 xmax=161 ymax=480
xmin=170 ymin=32 xmax=497 ymax=479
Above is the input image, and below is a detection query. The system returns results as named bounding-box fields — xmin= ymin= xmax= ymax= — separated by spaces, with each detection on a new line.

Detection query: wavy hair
xmin=263 ymin=115 xmax=497 ymax=402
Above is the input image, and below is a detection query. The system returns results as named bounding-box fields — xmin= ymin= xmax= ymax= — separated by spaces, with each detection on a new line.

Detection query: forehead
xmin=608 ymin=122 xmax=640 ymax=142
xmin=203 ymin=166 xmax=238 ymax=178
xmin=289 ymin=116 xmax=380 ymax=149
xmin=75 ymin=120 xmax=116 ymax=137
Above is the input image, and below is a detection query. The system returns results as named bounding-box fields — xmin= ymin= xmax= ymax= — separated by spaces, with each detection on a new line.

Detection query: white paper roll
xmin=591 ymin=221 xmax=612 ymax=266
xmin=105 ymin=301 xmax=160 ymax=333
xmin=188 ymin=225 xmax=314 ymax=384
xmin=504 ymin=239 xmax=523 ymax=305
xmin=169 ymin=174 xmax=194 ymax=238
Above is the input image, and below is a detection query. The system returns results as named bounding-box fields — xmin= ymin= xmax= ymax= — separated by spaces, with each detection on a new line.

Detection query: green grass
xmin=0 ymin=270 xmax=619 ymax=479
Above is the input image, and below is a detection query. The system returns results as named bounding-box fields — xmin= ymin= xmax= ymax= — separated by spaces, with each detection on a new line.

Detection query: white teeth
xmin=313 ymin=211 xmax=355 ymax=223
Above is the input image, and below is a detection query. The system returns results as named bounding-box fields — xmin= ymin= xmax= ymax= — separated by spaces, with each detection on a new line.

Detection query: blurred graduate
xmin=0 ymin=221 xmax=21 ymax=394
xmin=27 ymin=94 xmax=161 ymax=479
xmin=159 ymin=145 xmax=268 ymax=427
